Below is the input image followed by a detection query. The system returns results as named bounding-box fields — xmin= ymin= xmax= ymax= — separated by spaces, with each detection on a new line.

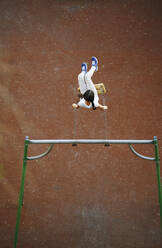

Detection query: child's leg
xmin=78 ymin=71 xmax=87 ymax=95
xmin=85 ymin=66 xmax=97 ymax=94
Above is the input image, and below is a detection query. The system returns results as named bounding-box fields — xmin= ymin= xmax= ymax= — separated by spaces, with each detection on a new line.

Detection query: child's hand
xmin=98 ymin=104 xmax=108 ymax=110
xmin=72 ymin=103 xmax=78 ymax=109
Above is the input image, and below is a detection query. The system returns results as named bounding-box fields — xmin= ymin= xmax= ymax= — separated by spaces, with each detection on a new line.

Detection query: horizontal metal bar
xmin=28 ymin=139 xmax=154 ymax=145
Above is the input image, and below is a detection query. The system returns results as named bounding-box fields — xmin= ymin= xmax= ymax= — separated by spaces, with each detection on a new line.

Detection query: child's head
xmin=83 ymin=90 xmax=96 ymax=110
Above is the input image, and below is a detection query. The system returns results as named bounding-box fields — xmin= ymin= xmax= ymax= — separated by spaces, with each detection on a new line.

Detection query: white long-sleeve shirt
xmin=78 ymin=95 xmax=99 ymax=108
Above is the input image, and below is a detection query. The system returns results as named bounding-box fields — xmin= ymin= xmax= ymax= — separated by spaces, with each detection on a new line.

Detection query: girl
xmin=72 ymin=57 xmax=108 ymax=110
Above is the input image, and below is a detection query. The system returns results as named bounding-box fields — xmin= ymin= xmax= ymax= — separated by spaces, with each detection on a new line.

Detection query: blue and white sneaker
xmin=91 ymin=56 xmax=98 ymax=71
xmin=81 ymin=62 xmax=88 ymax=72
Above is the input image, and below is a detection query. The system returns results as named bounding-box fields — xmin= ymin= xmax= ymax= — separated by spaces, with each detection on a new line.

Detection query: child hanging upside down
xmin=72 ymin=57 xmax=108 ymax=110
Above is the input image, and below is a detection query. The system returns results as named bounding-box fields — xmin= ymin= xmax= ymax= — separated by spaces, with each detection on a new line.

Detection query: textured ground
xmin=0 ymin=0 xmax=162 ymax=247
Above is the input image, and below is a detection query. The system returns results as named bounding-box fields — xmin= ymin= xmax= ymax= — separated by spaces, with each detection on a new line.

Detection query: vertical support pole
xmin=154 ymin=136 xmax=162 ymax=228
xmin=14 ymin=136 xmax=29 ymax=248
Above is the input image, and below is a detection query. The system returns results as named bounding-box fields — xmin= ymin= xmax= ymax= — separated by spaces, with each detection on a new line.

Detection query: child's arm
xmin=98 ymin=103 xmax=108 ymax=110
xmin=72 ymin=103 xmax=80 ymax=109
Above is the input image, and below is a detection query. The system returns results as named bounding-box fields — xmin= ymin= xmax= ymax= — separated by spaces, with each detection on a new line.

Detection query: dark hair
xmin=83 ymin=90 xmax=96 ymax=110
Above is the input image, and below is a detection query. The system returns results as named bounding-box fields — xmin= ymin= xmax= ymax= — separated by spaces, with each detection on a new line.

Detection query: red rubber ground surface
xmin=0 ymin=0 xmax=162 ymax=247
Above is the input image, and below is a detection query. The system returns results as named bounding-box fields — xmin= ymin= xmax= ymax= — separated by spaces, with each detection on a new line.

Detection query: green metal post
xmin=154 ymin=136 xmax=162 ymax=228
xmin=14 ymin=137 xmax=29 ymax=248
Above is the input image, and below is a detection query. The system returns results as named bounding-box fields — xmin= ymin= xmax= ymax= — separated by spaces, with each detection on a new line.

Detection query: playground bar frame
xmin=29 ymin=139 xmax=154 ymax=144
xmin=14 ymin=136 xmax=161 ymax=248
